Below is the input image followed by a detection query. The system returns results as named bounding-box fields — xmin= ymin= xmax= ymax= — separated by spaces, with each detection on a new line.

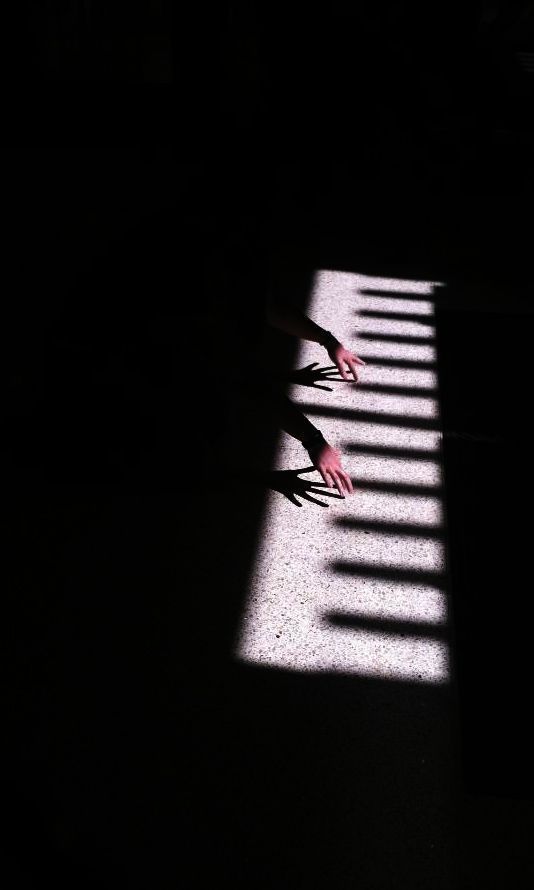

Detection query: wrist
xmin=318 ymin=329 xmax=338 ymax=349
xmin=301 ymin=428 xmax=327 ymax=454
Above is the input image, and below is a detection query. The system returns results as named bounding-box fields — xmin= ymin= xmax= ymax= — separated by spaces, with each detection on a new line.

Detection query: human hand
xmin=308 ymin=441 xmax=353 ymax=496
xmin=325 ymin=338 xmax=366 ymax=382
xmin=265 ymin=467 xmax=344 ymax=507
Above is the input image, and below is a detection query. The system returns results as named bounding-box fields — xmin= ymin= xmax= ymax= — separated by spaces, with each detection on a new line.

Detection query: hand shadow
xmin=286 ymin=363 xmax=346 ymax=391
xmin=264 ymin=466 xmax=346 ymax=508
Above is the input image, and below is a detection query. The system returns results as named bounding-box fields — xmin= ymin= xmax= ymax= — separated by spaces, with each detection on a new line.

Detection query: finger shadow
xmin=263 ymin=466 xmax=346 ymax=508
xmin=287 ymin=364 xmax=348 ymax=390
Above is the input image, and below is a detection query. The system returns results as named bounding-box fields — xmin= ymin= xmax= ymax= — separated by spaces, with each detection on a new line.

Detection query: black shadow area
xmin=435 ymin=300 xmax=534 ymax=802
xmin=5 ymin=6 xmax=534 ymax=890
xmin=2 ymin=110 xmax=460 ymax=890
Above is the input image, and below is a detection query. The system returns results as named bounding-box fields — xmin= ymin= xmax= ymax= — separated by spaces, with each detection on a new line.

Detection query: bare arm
xmin=265 ymin=298 xmax=366 ymax=382
xmin=256 ymin=381 xmax=353 ymax=495
xmin=265 ymin=300 xmax=327 ymax=344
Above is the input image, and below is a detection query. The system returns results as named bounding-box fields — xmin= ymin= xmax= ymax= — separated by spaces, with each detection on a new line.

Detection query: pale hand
xmin=309 ymin=441 xmax=353 ymax=496
xmin=326 ymin=339 xmax=366 ymax=382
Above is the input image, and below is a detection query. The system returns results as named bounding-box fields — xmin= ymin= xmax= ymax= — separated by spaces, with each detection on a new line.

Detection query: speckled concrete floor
xmin=236 ymin=271 xmax=449 ymax=683
xmin=229 ymin=270 xmax=457 ymax=886
xmin=5 ymin=179 xmax=533 ymax=889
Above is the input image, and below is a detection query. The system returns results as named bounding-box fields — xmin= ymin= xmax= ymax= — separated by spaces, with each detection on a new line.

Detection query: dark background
xmin=4 ymin=3 xmax=534 ymax=887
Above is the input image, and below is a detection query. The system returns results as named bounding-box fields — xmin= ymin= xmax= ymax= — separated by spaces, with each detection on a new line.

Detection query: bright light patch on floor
xmin=234 ymin=272 xmax=449 ymax=684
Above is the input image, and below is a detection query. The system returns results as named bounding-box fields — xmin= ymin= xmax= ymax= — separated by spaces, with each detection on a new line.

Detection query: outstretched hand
xmin=308 ymin=441 xmax=353 ymax=496
xmin=325 ymin=339 xmax=366 ymax=382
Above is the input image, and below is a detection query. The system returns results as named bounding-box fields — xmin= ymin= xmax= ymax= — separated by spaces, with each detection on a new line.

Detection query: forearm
xmin=265 ymin=296 xmax=365 ymax=383
xmin=275 ymin=393 xmax=324 ymax=445
xmin=253 ymin=374 xmax=324 ymax=445
xmin=265 ymin=300 xmax=335 ymax=345
xmin=261 ymin=387 xmax=350 ymax=494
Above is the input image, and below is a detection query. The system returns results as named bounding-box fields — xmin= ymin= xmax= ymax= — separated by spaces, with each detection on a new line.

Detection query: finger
xmin=330 ymin=471 xmax=346 ymax=496
xmin=353 ymin=355 xmax=366 ymax=365
xmin=320 ymin=468 xmax=335 ymax=488
xmin=347 ymin=361 xmax=359 ymax=382
xmin=308 ymin=486 xmax=340 ymax=498
xmin=322 ymin=365 xmax=339 ymax=372
xmin=341 ymin=472 xmax=354 ymax=494
xmin=330 ymin=471 xmax=346 ymax=497
xmin=331 ymin=469 xmax=350 ymax=496
xmin=319 ymin=483 xmax=345 ymax=500
xmin=300 ymin=491 xmax=329 ymax=507
xmin=336 ymin=361 xmax=350 ymax=382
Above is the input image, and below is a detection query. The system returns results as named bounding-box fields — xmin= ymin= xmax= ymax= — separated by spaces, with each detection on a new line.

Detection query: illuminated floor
xmin=235 ymin=271 xmax=450 ymax=686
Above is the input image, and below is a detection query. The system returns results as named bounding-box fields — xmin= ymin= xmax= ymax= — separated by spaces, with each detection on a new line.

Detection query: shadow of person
xmin=263 ymin=466 xmax=346 ymax=507
xmin=285 ymin=362 xmax=345 ymax=391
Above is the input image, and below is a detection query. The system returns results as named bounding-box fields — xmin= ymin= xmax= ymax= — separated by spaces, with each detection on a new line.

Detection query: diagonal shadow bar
xmin=355 ymin=383 xmax=437 ymax=398
xmin=358 ymin=332 xmax=435 ymax=345
xmin=324 ymin=611 xmax=448 ymax=640
xmin=344 ymin=442 xmax=439 ymax=461
xmin=331 ymin=560 xmax=446 ymax=586
xmin=335 ymin=518 xmax=443 ymax=538
xmin=352 ymin=356 xmax=437 ymax=369
xmin=353 ymin=480 xmax=442 ymax=497
xmin=298 ymin=403 xmax=440 ymax=430
xmin=358 ymin=310 xmax=435 ymax=325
